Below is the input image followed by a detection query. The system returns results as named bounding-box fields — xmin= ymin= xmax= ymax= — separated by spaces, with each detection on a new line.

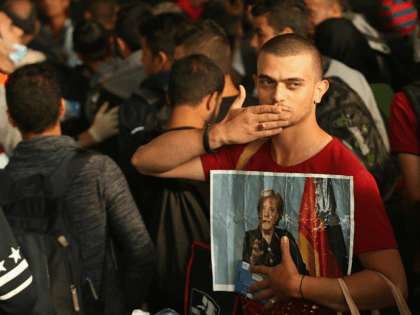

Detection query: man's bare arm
xmin=250 ymin=237 xmax=408 ymax=312
xmin=398 ymin=153 xmax=420 ymax=274
xmin=131 ymin=86 xmax=291 ymax=180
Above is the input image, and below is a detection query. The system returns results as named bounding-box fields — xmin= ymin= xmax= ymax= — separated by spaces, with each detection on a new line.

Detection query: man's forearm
xmin=301 ymin=270 xmax=400 ymax=312
xmin=131 ymin=124 xmax=225 ymax=174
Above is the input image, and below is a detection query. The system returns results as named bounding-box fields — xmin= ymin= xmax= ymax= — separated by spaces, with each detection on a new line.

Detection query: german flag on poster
xmin=298 ymin=177 xmax=343 ymax=278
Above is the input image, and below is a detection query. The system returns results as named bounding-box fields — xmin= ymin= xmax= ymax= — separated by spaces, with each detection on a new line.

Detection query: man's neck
xmin=165 ymin=105 xmax=206 ymax=130
xmin=47 ymin=14 xmax=67 ymax=40
xmin=20 ymin=122 xmax=62 ymax=141
xmin=270 ymin=116 xmax=332 ymax=167
xmin=222 ymin=74 xmax=239 ymax=98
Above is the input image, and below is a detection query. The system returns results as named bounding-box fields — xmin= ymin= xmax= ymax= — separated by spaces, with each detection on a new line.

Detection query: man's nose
xmin=272 ymin=84 xmax=286 ymax=103
xmin=250 ymin=33 xmax=259 ymax=53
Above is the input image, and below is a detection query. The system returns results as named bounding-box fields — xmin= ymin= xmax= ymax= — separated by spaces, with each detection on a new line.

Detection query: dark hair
xmin=251 ymin=0 xmax=308 ymax=37
xmin=87 ymin=0 xmax=119 ymax=25
xmin=115 ymin=1 xmax=152 ymax=52
xmin=5 ymin=63 xmax=61 ymax=134
xmin=73 ymin=18 xmax=111 ymax=61
xmin=168 ymin=54 xmax=225 ymax=107
xmin=257 ymin=189 xmax=284 ymax=225
xmin=174 ymin=19 xmax=231 ymax=75
xmin=139 ymin=13 xmax=191 ymax=60
xmin=1 ymin=0 xmax=38 ymax=35
xmin=260 ymin=33 xmax=323 ymax=81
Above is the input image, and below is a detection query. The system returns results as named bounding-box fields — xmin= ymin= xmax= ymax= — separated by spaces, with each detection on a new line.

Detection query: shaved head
xmin=259 ymin=33 xmax=323 ymax=81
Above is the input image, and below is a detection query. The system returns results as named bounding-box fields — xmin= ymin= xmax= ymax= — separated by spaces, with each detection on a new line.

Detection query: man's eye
xmin=260 ymin=79 xmax=273 ymax=85
xmin=288 ymin=82 xmax=301 ymax=88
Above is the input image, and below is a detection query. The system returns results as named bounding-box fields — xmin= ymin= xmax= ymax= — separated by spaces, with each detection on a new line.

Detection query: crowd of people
xmin=1 ymin=0 xmax=420 ymax=314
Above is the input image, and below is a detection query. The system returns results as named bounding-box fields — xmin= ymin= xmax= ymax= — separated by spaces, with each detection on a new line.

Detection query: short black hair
xmin=1 ymin=0 xmax=38 ymax=35
xmin=115 ymin=1 xmax=152 ymax=52
xmin=73 ymin=18 xmax=111 ymax=61
xmin=260 ymin=33 xmax=323 ymax=81
xmin=251 ymin=0 xmax=308 ymax=37
xmin=139 ymin=12 xmax=191 ymax=60
xmin=5 ymin=63 xmax=62 ymax=134
xmin=86 ymin=0 xmax=119 ymax=26
xmin=168 ymin=54 xmax=225 ymax=107
xmin=175 ymin=19 xmax=231 ymax=75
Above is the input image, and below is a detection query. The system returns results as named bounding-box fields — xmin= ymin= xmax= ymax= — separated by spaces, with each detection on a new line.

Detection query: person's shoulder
xmin=324 ymin=137 xmax=367 ymax=175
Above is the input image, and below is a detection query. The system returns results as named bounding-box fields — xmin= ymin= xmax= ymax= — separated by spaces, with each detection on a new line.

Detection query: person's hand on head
xmin=87 ymin=101 xmax=120 ymax=143
xmin=215 ymin=85 xmax=292 ymax=146
xmin=249 ymin=236 xmax=303 ymax=310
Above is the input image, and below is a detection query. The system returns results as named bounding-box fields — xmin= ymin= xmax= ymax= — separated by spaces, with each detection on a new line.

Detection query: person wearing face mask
xmin=0 ymin=0 xmax=47 ymax=68
xmin=0 ymin=11 xmax=25 ymax=157
xmin=242 ymin=189 xmax=309 ymax=275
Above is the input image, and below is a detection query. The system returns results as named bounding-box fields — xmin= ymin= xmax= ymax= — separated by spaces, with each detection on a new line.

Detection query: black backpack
xmin=184 ymin=241 xmax=241 ymax=315
xmin=402 ymin=80 xmax=420 ymax=138
xmin=0 ymin=150 xmax=108 ymax=315
xmin=316 ymin=76 xmax=399 ymax=201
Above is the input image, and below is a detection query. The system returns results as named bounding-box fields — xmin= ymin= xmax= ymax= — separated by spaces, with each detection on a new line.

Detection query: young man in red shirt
xmin=132 ymin=34 xmax=407 ymax=314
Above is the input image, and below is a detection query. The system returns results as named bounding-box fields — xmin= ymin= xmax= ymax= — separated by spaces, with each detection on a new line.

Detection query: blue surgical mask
xmin=8 ymin=42 xmax=27 ymax=66
xmin=1 ymin=38 xmax=27 ymax=66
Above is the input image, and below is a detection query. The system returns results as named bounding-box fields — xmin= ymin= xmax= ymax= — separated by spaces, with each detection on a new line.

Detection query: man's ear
xmin=35 ymin=20 xmax=40 ymax=36
xmin=314 ymin=79 xmax=329 ymax=104
xmin=6 ymin=110 xmax=18 ymax=128
xmin=59 ymin=98 xmax=66 ymax=119
xmin=329 ymin=1 xmax=343 ymax=18
xmin=155 ymin=51 xmax=171 ymax=73
xmin=166 ymin=92 xmax=171 ymax=107
xmin=116 ymin=37 xmax=126 ymax=54
xmin=84 ymin=11 xmax=93 ymax=20
xmin=208 ymin=91 xmax=219 ymax=112
xmin=278 ymin=27 xmax=294 ymax=35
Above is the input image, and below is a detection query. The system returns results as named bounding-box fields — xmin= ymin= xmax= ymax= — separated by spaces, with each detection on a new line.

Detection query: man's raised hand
xmin=213 ymin=85 xmax=292 ymax=147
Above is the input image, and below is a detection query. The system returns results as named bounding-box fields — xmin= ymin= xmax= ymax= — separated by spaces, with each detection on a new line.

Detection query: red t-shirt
xmin=201 ymin=137 xmax=397 ymax=314
xmin=176 ymin=0 xmax=204 ymax=22
xmin=389 ymin=91 xmax=420 ymax=156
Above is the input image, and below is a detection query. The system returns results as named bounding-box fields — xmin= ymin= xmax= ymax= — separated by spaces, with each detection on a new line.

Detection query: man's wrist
xmin=293 ymin=274 xmax=306 ymax=299
xmin=208 ymin=123 xmax=225 ymax=151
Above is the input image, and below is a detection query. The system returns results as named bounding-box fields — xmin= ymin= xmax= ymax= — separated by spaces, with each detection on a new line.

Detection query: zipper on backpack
xmin=71 ymin=285 xmax=81 ymax=312
xmin=86 ymin=278 xmax=98 ymax=300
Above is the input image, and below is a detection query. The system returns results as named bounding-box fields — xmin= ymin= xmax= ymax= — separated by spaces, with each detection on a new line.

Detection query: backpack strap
xmin=132 ymin=87 xmax=164 ymax=109
xmin=49 ymin=150 xmax=97 ymax=196
xmin=402 ymin=81 xmax=420 ymax=140
xmin=235 ymin=138 xmax=269 ymax=171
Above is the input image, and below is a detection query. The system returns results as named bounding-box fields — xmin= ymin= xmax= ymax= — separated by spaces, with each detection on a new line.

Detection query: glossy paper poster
xmin=210 ymin=171 xmax=354 ymax=291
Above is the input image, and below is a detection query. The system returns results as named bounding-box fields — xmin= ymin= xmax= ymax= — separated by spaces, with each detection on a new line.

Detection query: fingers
xmin=97 ymin=101 xmax=110 ymax=114
xmin=252 ymin=287 xmax=272 ymax=302
xmin=280 ymin=236 xmax=290 ymax=258
xmin=106 ymin=105 xmax=120 ymax=116
xmin=249 ymin=278 xmax=269 ymax=294
xmin=262 ymin=297 xmax=278 ymax=311
xmin=258 ymin=112 xmax=291 ymax=123
xmin=249 ymin=265 xmax=268 ymax=275
xmin=251 ymin=104 xmax=291 ymax=114
xmin=230 ymin=85 xmax=246 ymax=110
